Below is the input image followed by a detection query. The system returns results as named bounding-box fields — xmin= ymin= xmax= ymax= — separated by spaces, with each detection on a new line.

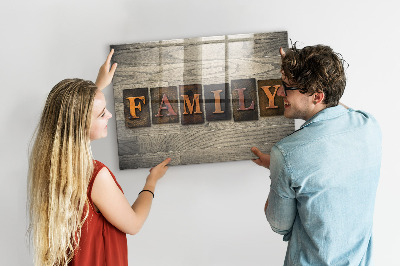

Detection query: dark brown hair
xmin=281 ymin=43 xmax=347 ymax=107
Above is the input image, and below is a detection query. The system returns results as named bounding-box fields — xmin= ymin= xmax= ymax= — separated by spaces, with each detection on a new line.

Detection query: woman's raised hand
xmin=95 ymin=49 xmax=118 ymax=90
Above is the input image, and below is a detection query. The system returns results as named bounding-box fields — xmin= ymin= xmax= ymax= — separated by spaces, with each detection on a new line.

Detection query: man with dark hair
xmin=251 ymin=45 xmax=382 ymax=265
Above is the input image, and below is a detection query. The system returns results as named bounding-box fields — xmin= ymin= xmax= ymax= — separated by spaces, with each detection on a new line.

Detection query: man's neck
xmin=304 ymin=104 xmax=327 ymax=121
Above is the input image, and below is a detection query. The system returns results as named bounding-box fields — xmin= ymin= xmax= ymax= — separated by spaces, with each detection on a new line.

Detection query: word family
xmin=123 ymin=78 xmax=284 ymax=128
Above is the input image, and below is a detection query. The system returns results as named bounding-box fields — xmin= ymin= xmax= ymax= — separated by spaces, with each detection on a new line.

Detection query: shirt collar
xmin=300 ymin=105 xmax=349 ymax=129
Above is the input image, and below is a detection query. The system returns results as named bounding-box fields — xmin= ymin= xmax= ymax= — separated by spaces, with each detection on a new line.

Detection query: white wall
xmin=1 ymin=0 xmax=398 ymax=265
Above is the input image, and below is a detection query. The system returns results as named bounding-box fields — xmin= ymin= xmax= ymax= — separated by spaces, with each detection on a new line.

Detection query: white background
xmin=1 ymin=0 xmax=399 ymax=265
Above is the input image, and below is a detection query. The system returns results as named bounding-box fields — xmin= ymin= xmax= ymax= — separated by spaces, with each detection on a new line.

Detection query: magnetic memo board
xmin=111 ymin=31 xmax=294 ymax=169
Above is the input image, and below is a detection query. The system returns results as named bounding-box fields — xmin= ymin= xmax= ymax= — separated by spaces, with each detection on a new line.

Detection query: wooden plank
xmin=116 ymin=121 xmax=294 ymax=156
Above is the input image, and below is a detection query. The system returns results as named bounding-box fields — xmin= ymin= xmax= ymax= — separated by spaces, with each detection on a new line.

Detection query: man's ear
xmin=279 ymin=47 xmax=286 ymax=58
xmin=313 ymin=92 xmax=325 ymax=104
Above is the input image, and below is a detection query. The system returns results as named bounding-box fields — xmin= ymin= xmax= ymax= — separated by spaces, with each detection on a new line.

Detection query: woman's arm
xmin=91 ymin=158 xmax=171 ymax=235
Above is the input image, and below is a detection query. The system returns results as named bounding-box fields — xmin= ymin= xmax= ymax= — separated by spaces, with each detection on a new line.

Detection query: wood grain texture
xmin=111 ymin=31 xmax=295 ymax=169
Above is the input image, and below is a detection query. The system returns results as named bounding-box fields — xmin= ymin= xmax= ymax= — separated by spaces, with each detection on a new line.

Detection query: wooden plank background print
xmin=111 ymin=31 xmax=295 ymax=169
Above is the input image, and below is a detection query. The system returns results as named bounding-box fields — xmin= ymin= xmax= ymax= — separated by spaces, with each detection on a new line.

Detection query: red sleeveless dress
xmin=69 ymin=160 xmax=128 ymax=266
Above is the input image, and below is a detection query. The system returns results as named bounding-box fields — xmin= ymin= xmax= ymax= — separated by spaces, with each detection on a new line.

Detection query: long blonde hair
xmin=28 ymin=79 xmax=97 ymax=265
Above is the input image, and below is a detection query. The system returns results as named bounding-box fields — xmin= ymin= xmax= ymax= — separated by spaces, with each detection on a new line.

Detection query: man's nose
xmin=277 ymin=85 xmax=285 ymax=97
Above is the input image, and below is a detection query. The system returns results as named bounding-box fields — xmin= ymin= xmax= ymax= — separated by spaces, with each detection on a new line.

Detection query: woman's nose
xmin=107 ymin=110 xmax=113 ymax=119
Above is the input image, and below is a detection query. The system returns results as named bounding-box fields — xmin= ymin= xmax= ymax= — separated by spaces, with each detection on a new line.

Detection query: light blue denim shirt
xmin=266 ymin=105 xmax=382 ymax=266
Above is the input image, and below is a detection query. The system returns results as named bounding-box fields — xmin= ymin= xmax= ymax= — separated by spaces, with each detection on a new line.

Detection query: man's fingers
xmin=251 ymin=147 xmax=262 ymax=157
xmin=252 ymin=158 xmax=262 ymax=166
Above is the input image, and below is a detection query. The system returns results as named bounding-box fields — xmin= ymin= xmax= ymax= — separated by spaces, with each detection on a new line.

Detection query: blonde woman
xmin=28 ymin=50 xmax=170 ymax=266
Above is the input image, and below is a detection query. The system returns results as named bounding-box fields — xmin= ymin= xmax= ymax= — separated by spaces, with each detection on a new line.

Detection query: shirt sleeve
xmin=266 ymin=145 xmax=297 ymax=241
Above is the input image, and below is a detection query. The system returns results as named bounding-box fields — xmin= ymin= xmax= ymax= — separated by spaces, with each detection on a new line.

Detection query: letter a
xmin=155 ymin=94 xmax=177 ymax=117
